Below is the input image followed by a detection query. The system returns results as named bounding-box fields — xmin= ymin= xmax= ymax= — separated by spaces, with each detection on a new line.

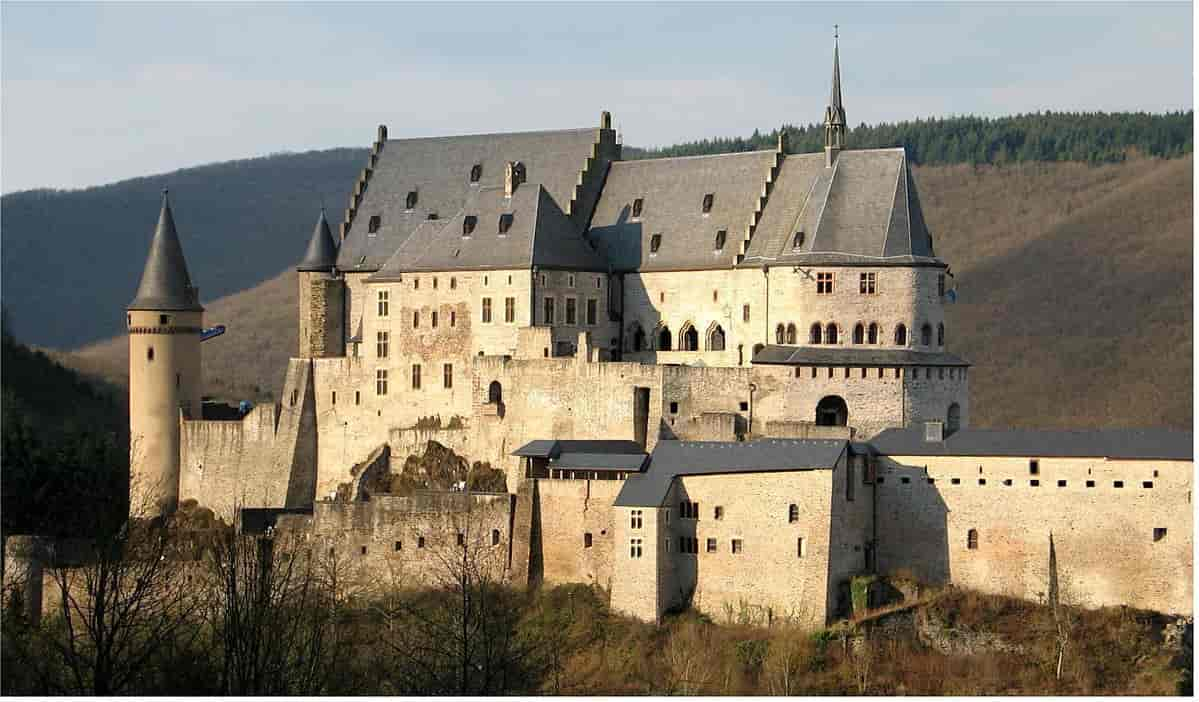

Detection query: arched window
xmin=785 ymin=323 xmax=797 ymax=345
xmin=752 ymin=343 xmax=765 ymax=358
xmin=788 ymin=504 xmax=799 ymax=523
xmin=937 ymin=323 xmax=945 ymax=347
xmin=867 ymin=323 xmax=879 ymax=344
xmin=815 ymin=395 xmax=849 ymax=426
xmin=894 ymin=324 xmax=907 ymax=346
xmin=947 ymin=403 xmax=961 ymax=434
xmin=631 ymin=324 xmax=646 ymax=352
xmin=708 ymin=325 xmax=726 ymax=352
xmin=658 ymin=325 xmax=672 ymax=351
xmin=921 ymin=324 xmax=932 ymax=346
xmin=680 ymin=324 xmax=699 ymax=351
xmin=809 ymin=323 xmax=822 ymax=344
xmin=776 ymin=324 xmax=786 ymax=344
xmin=853 ymin=323 xmax=865 ymax=345
xmin=491 ymin=529 xmax=501 ymax=546
xmin=825 ymin=323 xmax=838 ymax=345
xmin=967 ymin=528 xmax=979 ymax=550
xmin=488 ymin=381 xmax=503 ymax=404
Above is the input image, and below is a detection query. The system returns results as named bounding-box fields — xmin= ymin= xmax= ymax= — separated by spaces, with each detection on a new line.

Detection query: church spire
xmin=824 ymin=26 xmax=847 ymax=167
xmin=128 ymin=190 xmax=203 ymax=311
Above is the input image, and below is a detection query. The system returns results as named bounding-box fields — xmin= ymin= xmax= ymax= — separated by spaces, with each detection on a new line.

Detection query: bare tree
xmin=662 ymin=619 xmax=716 ymax=694
xmin=1048 ymin=532 xmax=1067 ymax=681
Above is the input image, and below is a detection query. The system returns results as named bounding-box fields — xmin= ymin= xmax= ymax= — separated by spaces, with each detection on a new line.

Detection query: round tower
xmin=127 ymin=191 xmax=203 ymax=517
xmin=297 ymin=208 xmax=344 ymax=358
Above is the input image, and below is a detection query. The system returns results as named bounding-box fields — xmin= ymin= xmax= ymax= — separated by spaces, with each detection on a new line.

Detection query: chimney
xmin=504 ymin=161 xmax=525 ymax=197
xmin=923 ymin=420 xmax=944 ymax=443
xmin=600 ymin=110 xmax=612 ymax=130
xmin=377 ymin=124 xmax=388 ymax=143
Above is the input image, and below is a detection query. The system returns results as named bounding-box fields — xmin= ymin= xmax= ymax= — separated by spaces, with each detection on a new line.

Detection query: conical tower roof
xmin=128 ymin=191 xmax=203 ymax=311
xmin=824 ymin=32 xmax=846 ymax=127
xmin=297 ymin=208 xmax=338 ymax=272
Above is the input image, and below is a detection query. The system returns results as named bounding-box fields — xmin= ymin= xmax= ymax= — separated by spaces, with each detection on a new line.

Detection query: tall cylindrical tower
xmin=127 ymin=192 xmax=203 ymax=517
xmin=297 ymin=208 xmax=344 ymax=358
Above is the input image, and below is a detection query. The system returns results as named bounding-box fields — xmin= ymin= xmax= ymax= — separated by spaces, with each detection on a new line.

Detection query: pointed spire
xmin=297 ymin=207 xmax=338 ymax=272
xmin=128 ymin=190 xmax=203 ymax=311
xmin=824 ymin=26 xmax=847 ymax=167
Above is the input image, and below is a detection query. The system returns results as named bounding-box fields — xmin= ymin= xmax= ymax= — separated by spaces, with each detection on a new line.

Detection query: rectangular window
xmin=629 ymin=538 xmax=643 ymax=558
xmin=543 ymin=297 xmax=555 ymax=324
xmin=377 ymin=290 xmax=389 ymax=316
xmin=412 ymin=310 xmax=419 ymax=328
xmin=1153 ymin=527 xmax=1167 ymax=542
xmin=586 ymin=299 xmax=598 ymax=326
xmin=432 ymin=310 xmax=438 ymax=328
xmin=376 ymin=331 xmax=389 ymax=358
xmin=630 ymin=509 xmax=643 ymax=529
xmin=816 ymin=272 xmax=834 ymax=294
xmin=731 ymin=539 xmax=743 ymax=554
xmin=481 ymin=297 xmax=492 ymax=323
xmin=450 ymin=311 xmax=456 ymax=327
xmin=650 ymin=234 xmax=662 ymax=253
xmin=504 ymin=297 xmax=515 ymax=323
xmin=859 ymin=272 xmax=877 ymax=294
xmin=331 ymin=391 xmax=336 ymax=405
xmin=394 ymin=540 xmax=402 ymax=551
xmin=1029 ymin=460 xmax=1039 ymax=475
xmin=456 ymin=532 xmax=465 ymax=546
xmin=417 ymin=536 xmax=426 ymax=549
xmin=707 ymin=538 xmax=717 ymax=553
xmin=368 ymin=215 xmax=381 ymax=233
xmin=376 ymin=369 xmax=388 ymax=395
xmin=443 ymin=363 xmax=453 ymax=389
xmin=565 ymin=298 xmax=577 ymax=325
xmin=632 ymin=197 xmax=643 ymax=217
xmin=568 ymin=274 xmax=575 ymax=287
xmin=411 ymin=364 xmax=422 ymax=390
xmin=355 ymin=391 xmax=361 ymax=405
xmin=797 ymin=537 xmax=806 ymax=558
xmin=938 ymin=273 xmax=946 ymax=297
xmin=714 ymin=505 xmax=724 ymax=520
xmin=742 ymin=304 xmax=750 ymax=323
xmin=584 ymin=533 xmax=593 ymax=548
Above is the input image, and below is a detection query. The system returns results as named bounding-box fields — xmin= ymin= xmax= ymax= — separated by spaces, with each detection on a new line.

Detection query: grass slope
xmin=61 ymin=157 xmax=1192 ymax=430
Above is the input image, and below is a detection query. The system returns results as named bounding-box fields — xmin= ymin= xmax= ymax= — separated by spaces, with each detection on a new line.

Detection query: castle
xmin=112 ymin=39 xmax=1191 ymax=627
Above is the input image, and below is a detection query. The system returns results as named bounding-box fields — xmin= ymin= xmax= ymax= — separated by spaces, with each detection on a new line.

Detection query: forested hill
xmin=1 ymin=111 xmax=1191 ymax=350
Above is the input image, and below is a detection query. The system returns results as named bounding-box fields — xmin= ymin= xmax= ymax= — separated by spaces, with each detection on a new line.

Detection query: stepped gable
xmin=338 ymin=127 xmax=605 ymax=271
xmin=742 ymin=148 xmax=938 ymax=265
xmin=296 ymin=209 xmax=338 ymax=272
xmin=586 ymin=150 xmax=778 ymax=271
xmin=368 ymin=182 xmax=607 ymax=278
xmin=128 ymin=192 xmax=203 ymax=311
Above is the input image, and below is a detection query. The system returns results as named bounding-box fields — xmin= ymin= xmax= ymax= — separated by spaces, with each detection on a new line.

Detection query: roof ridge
xmin=613 ymin=149 xmax=776 ymax=165
xmin=384 ymin=126 xmax=597 ymax=143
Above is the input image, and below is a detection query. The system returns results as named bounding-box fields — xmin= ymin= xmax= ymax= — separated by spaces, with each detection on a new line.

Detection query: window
xmin=707 ymin=538 xmax=717 ymax=553
xmin=583 ymin=533 xmax=593 ymax=548
xmin=463 ymin=215 xmax=477 ymax=236
xmin=355 ymin=391 xmax=361 ymax=405
xmin=376 ymin=331 xmax=389 ymax=358
xmin=586 ymin=299 xmax=597 ymax=326
xmin=809 ymin=323 xmax=822 ymax=344
xmin=432 ymin=277 xmax=438 ymax=290
xmin=1029 ymin=460 xmax=1040 ymax=475
xmin=937 ymin=323 xmax=945 ymax=347
xmin=938 ymin=273 xmax=946 ymax=297
xmin=867 ymin=323 xmax=879 ymax=344
xmin=1114 ymin=481 xmax=1124 ymax=488
xmin=731 ymin=539 xmax=743 ymax=554
xmin=565 ymin=298 xmax=577 ymax=325
xmin=456 ymin=532 xmax=465 ymax=547
xmin=792 ymin=231 xmax=805 ymax=249
xmin=967 ymin=529 xmax=979 ymax=550
xmin=411 ymin=364 xmax=422 ymax=389
xmin=788 ymin=504 xmax=799 ymax=523
xmin=680 ymin=324 xmax=698 ymax=351
xmin=816 ymin=272 xmax=834 ymax=294
xmin=377 ymin=290 xmax=390 ymax=317
xmin=853 ymin=324 xmax=864 ymax=345
xmin=714 ymin=506 xmax=724 ymax=520
xmin=1086 ymin=480 xmax=1095 ymax=488
xmin=414 ymin=277 xmax=420 ymax=289
xmin=147 ymin=347 xmax=155 ymax=361
xmin=775 ymin=324 xmax=785 ymax=344
xmin=921 ymin=324 xmax=933 ymax=346
xmin=1030 ymin=479 xmax=1040 ymax=486
xmin=394 ymin=541 xmax=402 ymax=552
xmin=1058 ymin=480 xmax=1067 ymax=487
xmin=490 ymin=529 xmax=500 ymax=546
xmin=498 ymin=213 xmax=513 ymax=234
xmin=1143 ymin=481 xmax=1154 ymax=489
xmin=859 ymin=272 xmax=877 ymax=294
xmin=1153 ymin=527 xmax=1167 ymax=542
xmin=669 ymin=401 xmax=678 ymax=414
xmin=432 ymin=311 xmax=438 ymax=328
xmin=894 ymin=324 xmax=907 ymax=346
xmin=650 ymin=233 xmax=662 ymax=253
xmin=825 ymin=323 xmax=838 ymax=345
xmin=978 ymin=478 xmax=986 ymax=485
xmin=412 ymin=310 xmax=420 ymax=328
xmin=568 ymin=274 xmax=575 ymax=287
xmin=714 ymin=229 xmax=727 ymax=251
xmin=376 ymin=369 xmax=388 ymax=395
xmin=417 ymin=536 xmax=426 ymax=549
xmin=658 ymin=326 xmax=672 ymax=351
xmin=630 ymin=538 xmax=643 ymax=558
xmin=785 ymin=323 xmax=797 ymax=345
xmin=470 ymin=164 xmax=482 ymax=182
xmin=951 ymin=478 xmax=961 ymax=485
xmin=368 ymin=215 xmax=381 ymax=233
xmin=159 ymin=314 xmax=170 ymax=325
xmin=450 ymin=277 xmax=457 ymax=290
xmin=742 ymin=304 xmax=751 ymax=323
xmin=505 ymin=297 xmax=516 ymax=323
xmin=543 ymin=297 xmax=555 ymax=324
xmin=443 ymin=363 xmax=453 ymax=389
xmin=701 ymin=193 xmax=714 ymax=213
xmin=630 ymin=510 xmax=643 ymax=529
xmin=797 ymin=537 xmax=806 ymax=558
xmin=405 ymin=191 xmax=418 ymax=209
xmin=632 ymin=198 xmax=644 ymax=217
xmin=481 ymin=297 xmax=492 ymax=323
xmin=332 ymin=391 xmax=337 ymax=405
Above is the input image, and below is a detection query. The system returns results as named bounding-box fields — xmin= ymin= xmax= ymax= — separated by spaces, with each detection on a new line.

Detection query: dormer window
xmin=498 ymin=213 xmax=513 ymax=234
xmin=714 ymin=229 xmax=727 ymax=251
xmin=650 ymin=233 xmax=662 ymax=254
xmin=470 ymin=164 xmax=482 ymax=183
xmin=427 ymin=212 xmax=439 ymax=220
xmin=405 ymin=191 xmax=418 ymax=210
xmin=632 ymin=198 xmax=644 ymax=218
xmin=368 ymin=215 xmax=381 ymax=234
xmin=702 ymin=193 xmax=714 ymax=214
xmin=463 ymin=216 xmax=477 ymax=236
xmin=793 ymin=231 xmax=805 ymax=249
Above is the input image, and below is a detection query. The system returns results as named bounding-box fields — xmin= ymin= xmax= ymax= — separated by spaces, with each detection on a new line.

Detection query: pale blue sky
xmin=2 ymin=1 xmax=1192 ymax=193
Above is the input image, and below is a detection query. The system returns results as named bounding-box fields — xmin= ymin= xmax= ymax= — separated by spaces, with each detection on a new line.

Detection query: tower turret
xmin=297 ymin=208 xmax=345 ymax=358
xmin=824 ymin=27 xmax=847 ymax=167
xmin=127 ymin=191 xmax=203 ymax=517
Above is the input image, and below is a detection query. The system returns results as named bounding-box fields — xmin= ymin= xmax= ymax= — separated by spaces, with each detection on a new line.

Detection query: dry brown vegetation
xmin=59 ymin=157 xmax=1192 ymax=428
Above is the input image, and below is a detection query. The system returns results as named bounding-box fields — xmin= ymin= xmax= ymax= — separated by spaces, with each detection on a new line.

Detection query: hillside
xmin=61 ymin=156 xmax=1192 ymax=430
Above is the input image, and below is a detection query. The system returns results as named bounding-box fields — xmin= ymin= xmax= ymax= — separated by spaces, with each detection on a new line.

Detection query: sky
xmin=2 ymin=1 xmax=1192 ymax=193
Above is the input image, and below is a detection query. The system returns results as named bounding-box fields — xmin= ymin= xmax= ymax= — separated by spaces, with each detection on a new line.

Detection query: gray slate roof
xmin=752 ymin=345 xmax=970 ymax=367
xmin=587 ymin=151 xmax=777 ymax=271
xmin=742 ymin=149 xmax=936 ymax=265
xmin=297 ymin=209 xmax=338 ymax=272
xmin=129 ymin=193 xmax=203 ymax=312
xmin=870 ymin=428 xmax=1193 ymax=461
xmin=614 ymin=439 xmax=847 ymax=507
xmin=513 ymin=439 xmax=645 ymax=458
xmin=338 ymin=128 xmax=604 ymax=271
xmin=552 ymin=453 xmax=649 ymax=471
xmin=368 ymin=183 xmax=607 ymax=279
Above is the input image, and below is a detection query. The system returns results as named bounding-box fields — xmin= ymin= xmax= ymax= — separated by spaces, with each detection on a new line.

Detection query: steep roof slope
xmin=128 ymin=193 xmax=203 ymax=312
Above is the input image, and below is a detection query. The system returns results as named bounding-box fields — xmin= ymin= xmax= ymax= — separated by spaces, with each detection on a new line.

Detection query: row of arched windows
xmin=773 ymin=321 xmax=945 ymax=347
xmin=628 ymin=322 xmax=727 ymax=352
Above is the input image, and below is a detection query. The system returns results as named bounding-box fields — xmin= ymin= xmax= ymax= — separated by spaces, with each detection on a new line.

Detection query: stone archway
xmin=815 ymin=395 xmax=848 ymax=427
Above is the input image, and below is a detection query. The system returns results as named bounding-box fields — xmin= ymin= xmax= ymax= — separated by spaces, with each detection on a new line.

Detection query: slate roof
xmin=552 ymin=453 xmax=650 ymax=472
xmin=870 ymin=428 xmax=1193 ymax=461
xmin=742 ymin=149 xmax=937 ymax=265
xmin=587 ymin=151 xmax=778 ymax=271
xmin=512 ymin=439 xmax=645 ymax=459
xmin=368 ymin=183 xmax=607 ymax=279
xmin=338 ymin=127 xmax=604 ymax=271
xmin=297 ymin=209 xmax=338 ymax=272
xmin=752 ymin=345 xmax=970 ymax=367
xmin=614 ymin=439 xmax=847 ymax=507
xmin=129 ymin=193 xmax=203 ymax=312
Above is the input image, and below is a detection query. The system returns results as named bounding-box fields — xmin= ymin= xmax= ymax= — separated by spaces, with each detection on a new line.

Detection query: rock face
xmin=339 ymin=441 xmax=507 ymax=499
